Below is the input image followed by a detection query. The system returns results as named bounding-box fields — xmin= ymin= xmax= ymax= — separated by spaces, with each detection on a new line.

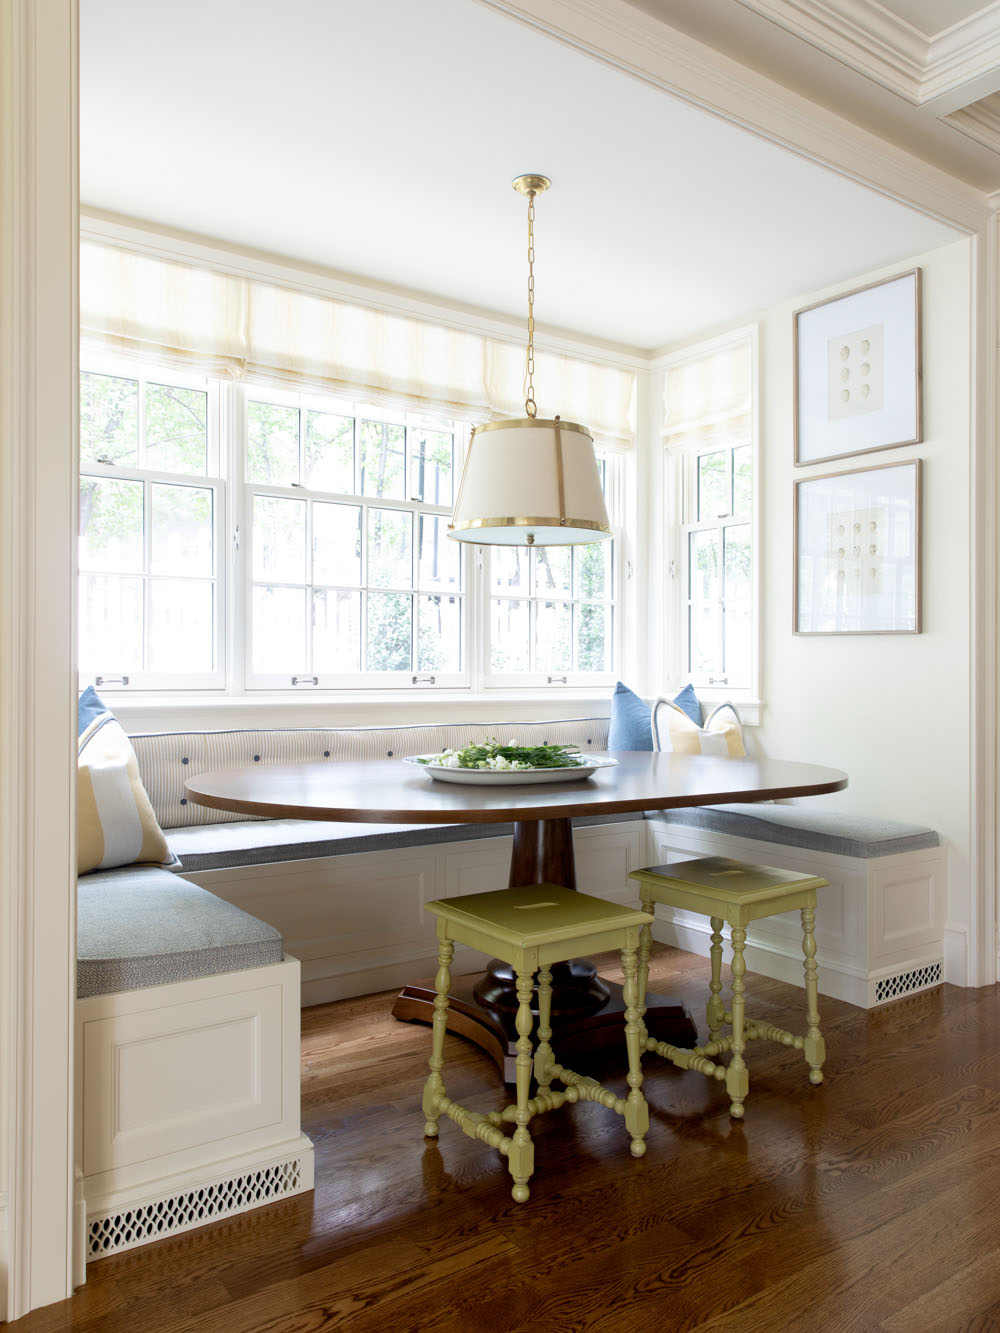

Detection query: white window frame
xmin=662 ymin=327 xmax=760 ymax=718
xmin=78 ymin=351 xmax=225 ymax=691
xmin=239 ymin=383 xmax=471 ymax=692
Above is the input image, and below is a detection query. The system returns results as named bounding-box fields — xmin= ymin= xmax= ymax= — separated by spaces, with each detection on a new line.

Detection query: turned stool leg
xmin=422 ymin=935 xmax=455 ymax=1137
xmin=801 ymin=904 xmax=826 ymax=1085
xmin=507 ymin=967 xmax=536 ymax=1204
xmin=534 ymin=965 xmax=554 ymax=1094
xmin=637 ymin=887 xmax=653 ymax=1031
xmin=707 ymin=915 xmax=725 ymax=1042
xmin=621 ymin=940 xmax=649 ymax=1157
xmin=726 ymin=924 xmax=749 ymax=1119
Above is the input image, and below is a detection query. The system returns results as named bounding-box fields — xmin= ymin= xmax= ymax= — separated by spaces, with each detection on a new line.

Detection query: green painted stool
xmin=422 ymin=882 xmax=654 ymax=1203
xmin=629 ymin=856 xmax=828 ymax=1119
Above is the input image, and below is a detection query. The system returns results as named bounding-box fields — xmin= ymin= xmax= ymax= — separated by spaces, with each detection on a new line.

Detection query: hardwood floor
xmin=11 ymin=945 xmax=1000 ymax=1333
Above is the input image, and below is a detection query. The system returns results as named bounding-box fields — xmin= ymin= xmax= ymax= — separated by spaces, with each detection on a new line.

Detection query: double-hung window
xmin=243 ymin=388 xmax=467 ymax=688
xmin=663 ymin=330 xmax=758 ymax=707
xmin=78 ymin=358 xmax=223 ymax=689
xmin=486 ymin=456 xmax=618 ymax=686
xmin=79 ymin=356 xmax=623 ymax=694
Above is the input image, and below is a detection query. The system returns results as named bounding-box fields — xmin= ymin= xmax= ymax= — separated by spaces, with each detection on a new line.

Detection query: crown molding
xmin=945 ymin=95 xmax=1000 ymax=153
xmin=477 ymin=0 xmax=989 ymax=231
xmin=735 ymin=0 xmax=1000 ymax=107
xmin=735 ymin=0 xmax=927 ymax=101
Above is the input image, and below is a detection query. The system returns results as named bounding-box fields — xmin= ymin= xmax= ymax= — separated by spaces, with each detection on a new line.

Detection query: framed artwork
xmin=794 ymin=459 xmax=921 ymax=635
xmin=794 ymin=269 xmax=921 ymax=466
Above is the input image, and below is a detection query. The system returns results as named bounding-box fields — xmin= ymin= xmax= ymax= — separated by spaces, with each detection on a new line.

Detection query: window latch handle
xmin=95 ymin=674 xmax=129 ymax=687
xmin=412 ymin=674 xmax=436 ymax=685
xmin=708 ymin=676 xmax=728 ymax=685
xmin=291 ymin=675 xmax=318 ymax=686
xmin=547 ymin=675 xmax=568 ymax=685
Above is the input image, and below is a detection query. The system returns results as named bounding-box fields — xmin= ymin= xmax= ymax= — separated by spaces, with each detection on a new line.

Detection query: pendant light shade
xmin=449 ymin=416 xmax=610 ymax=545
xmin=448 ymin=175 xmax=610 ymax=548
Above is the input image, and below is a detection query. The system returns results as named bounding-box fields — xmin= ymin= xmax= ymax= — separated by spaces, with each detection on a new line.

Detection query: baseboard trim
xmin=84 ymin=1134 xmax=314 ymax=1263
xmin=944 ymin=925 xmax=969 ymax=986
xmin=0 ymin=1189 xmax=8 ymax=1314
xmin=301 ymin=945 xmax=493 ymax=1007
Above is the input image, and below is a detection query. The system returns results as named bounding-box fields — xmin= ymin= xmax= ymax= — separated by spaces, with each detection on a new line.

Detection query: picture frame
xmin=794 ymin=459 xmax=921 ymax=635
xmin=794 ymin=269 xmax=921 ymax=466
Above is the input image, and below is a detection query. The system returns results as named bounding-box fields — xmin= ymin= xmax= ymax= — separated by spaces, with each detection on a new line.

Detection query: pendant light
xmin=448 ymin=175 xmax=611 ymax=547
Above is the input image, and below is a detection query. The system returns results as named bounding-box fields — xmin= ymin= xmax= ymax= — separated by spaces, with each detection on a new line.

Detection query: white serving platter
xmin=402 ymin=754 xmax=619 ymax=786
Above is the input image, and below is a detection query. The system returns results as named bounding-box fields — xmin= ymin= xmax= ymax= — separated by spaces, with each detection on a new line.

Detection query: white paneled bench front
xmin=76 ymin=866 xmax=313 ymax=1267
xmin=646 ymin=803 xmax=946 ymax=1008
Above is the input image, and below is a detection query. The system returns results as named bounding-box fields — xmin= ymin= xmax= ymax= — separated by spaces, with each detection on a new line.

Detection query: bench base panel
xmin=83 ymin=1135 xmax=314 ymax=1262
xmin=76 ymin=957 xmax=313 ymax=1263
xmin=645 ymin=819 xmax=947 ymax=1009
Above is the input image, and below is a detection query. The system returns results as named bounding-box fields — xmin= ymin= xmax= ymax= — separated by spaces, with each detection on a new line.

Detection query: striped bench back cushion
xmin=130 ymin=718 xmax=610 ymax=829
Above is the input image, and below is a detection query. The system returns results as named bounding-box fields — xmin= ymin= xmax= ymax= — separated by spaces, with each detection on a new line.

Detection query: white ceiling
xmin=80 ymin=0 xmax=963 ymax=352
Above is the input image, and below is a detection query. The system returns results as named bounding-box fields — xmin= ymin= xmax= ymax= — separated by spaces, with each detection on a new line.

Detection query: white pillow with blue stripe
xmin=78 ymin=687 xmax=178 ymax=875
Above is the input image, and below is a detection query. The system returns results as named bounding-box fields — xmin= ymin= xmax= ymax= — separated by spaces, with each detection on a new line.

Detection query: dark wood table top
xmin=185 ymin=751 xmax=848 ymax=825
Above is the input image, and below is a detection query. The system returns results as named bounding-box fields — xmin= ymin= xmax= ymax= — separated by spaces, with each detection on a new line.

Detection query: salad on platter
xmin=415 ymin=738 xmax=587 ymax=772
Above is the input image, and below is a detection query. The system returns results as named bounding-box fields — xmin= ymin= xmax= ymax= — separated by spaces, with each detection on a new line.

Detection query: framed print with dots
xmin=793 ymin=269 xmax=921 ymax=466
xmin=794 ymin=459 xmax=921 ymax=635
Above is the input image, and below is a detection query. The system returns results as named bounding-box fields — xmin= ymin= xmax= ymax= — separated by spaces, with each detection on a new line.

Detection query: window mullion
xmin=143 ymin=477 xmax=153 ymax=673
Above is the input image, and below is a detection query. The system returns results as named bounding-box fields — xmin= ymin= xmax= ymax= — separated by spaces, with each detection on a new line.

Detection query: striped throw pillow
xmin=78 ymin=687 xmax=178 ymax=875
xmin=651 ymin=699 xmax=745 ymax=757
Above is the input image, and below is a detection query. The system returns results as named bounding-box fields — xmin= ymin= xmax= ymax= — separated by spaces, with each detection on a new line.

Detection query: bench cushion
xmin=77 ymin=866 xmax=283 ymax=998
xmin=167 ymin=811 xmax=643 ymax=872
xmin=647 ymin=803 xmax=939 ymax=859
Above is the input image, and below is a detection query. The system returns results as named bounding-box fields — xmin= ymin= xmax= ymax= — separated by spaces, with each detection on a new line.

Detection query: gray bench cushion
xmin=647 ymin=803 xmax=939 ymax=859
xmin=77 ymin=866 xmax=283 ymax=998
xmin=167 ymin=811 xmax=643 ymax=872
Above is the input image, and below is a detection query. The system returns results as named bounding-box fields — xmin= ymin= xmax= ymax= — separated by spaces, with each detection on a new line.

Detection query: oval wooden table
xmin=186 ymin=751 xmax=847 ymax=1081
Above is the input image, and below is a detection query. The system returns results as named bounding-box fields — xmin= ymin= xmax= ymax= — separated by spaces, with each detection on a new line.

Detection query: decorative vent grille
xmin=874 ymin=961 xmax=943 ymax=1005
xmin=87 ymin=1157 xmax=304 ymax=1260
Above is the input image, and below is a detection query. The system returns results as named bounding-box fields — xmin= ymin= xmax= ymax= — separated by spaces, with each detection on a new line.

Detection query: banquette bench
xmin=78 ymin=713 xmax=946 ymax=1261
xmin=125 ymin=715 xmax=946 ymax=1012
xmin=76 ymin=865 xmax=312 ymax=1268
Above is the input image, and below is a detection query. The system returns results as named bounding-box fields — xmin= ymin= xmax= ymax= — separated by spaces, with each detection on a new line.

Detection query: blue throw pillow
xmin=671 ymin=682 xmax=703 ymax=727
xmin=608 ymin=682 xmax=653 ymax=750
xmin=78 ymin=683 xmax=108 ymax=736
xmin=608 ymin=681 xmax=705 ymax=749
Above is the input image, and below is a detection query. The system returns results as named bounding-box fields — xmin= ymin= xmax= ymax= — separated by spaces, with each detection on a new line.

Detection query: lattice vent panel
xmin=874 ymin=961 xmax=943 ymax=1005
xmin=87 ymin=1157 xmax=304 ymax=1260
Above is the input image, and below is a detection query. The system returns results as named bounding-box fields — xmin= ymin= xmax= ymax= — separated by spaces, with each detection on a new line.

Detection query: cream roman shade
xmin=80 ymin=241 xmax=636 ymax=449
xmin=662 ymin=338 xmax=753 ymax=451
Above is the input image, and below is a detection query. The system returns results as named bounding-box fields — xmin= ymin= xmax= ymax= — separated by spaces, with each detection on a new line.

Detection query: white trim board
xmin=0 ymin=0 xmax=79 ymax=1319
xmin=735 ymin=0 xmax=1000 ymax=110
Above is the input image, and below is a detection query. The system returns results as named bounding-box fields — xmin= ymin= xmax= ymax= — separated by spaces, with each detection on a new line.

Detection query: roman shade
xmin=80 ymin=241 xmax=636 ymax=450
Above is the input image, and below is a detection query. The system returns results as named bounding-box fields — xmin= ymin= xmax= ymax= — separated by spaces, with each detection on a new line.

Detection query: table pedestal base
xmin=391 ymin=973 xmax=697 ymax=1084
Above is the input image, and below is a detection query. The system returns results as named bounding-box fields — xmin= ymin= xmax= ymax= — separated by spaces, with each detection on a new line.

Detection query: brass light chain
xmin=523 ymin=187 xmax=537 ymax=418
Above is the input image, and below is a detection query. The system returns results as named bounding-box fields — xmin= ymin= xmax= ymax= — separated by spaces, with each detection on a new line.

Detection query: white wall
xmin=755 ymin=239 xmax=973 ymax=979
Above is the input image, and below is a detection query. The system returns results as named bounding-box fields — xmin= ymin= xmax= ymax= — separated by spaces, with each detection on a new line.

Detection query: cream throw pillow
xmin=651 ymin=699 xmax=745 ymax=757
xmin=78 ymin=689 xmax=178 ymax=875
